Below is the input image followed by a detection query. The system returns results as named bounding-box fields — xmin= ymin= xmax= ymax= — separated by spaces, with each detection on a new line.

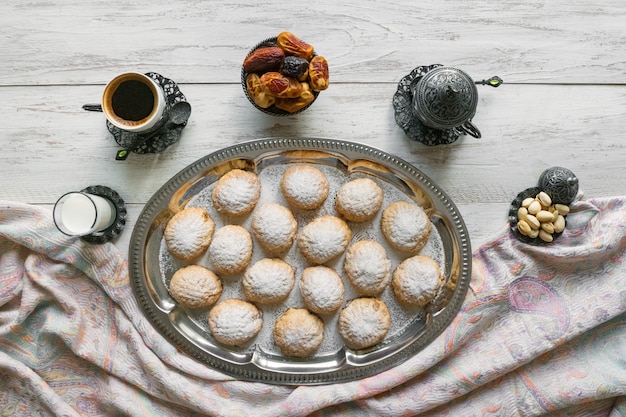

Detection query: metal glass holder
xmin=79 ymin=185 xmax=127 ymax=244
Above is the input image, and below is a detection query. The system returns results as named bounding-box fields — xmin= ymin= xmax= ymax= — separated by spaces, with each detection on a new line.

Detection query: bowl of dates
xmin=241 ymin=32 xmax=329 ymax=116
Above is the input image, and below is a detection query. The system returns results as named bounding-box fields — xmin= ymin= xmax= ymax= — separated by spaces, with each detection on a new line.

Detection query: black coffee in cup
xmin=111 ymin=79 xmax=154 ymax=121
xmin=102 ymin=72 xmax=166 ymax=133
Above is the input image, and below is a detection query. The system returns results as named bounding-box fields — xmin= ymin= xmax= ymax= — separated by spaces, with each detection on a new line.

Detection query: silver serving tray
xmin=129 ymin=138 xmax=472 ymax=385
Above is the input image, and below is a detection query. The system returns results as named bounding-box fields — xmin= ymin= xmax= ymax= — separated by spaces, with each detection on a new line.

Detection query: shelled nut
xmin=539 ymin=229 xmax=553 ymax=243
xmin=517 ymin=219 xmax=532 ymax=235
xmin=555 ymin=204 xmax=570 ymax=215
xmin=526 ymin=214 xmax=540 ymax=230
xmin=536 ymin=210 xmax=554 ymax=223
xmin=516 ymin=192 xmax=570 ymax=242
xmin=553 ymin=215 xmax=566 ymax=233
xmin=517 ymin=206 xmax=528 ymax=221
xmin=537 ymin=191 xmax=552 ymax=207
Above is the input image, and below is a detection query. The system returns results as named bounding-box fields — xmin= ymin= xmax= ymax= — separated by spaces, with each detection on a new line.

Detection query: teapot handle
xmin=457 ymin=120 xmax=481 ymax=139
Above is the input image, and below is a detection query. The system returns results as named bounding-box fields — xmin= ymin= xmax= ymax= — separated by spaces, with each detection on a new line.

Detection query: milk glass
xmin=53 ymin=192 xmax=116 ymax=236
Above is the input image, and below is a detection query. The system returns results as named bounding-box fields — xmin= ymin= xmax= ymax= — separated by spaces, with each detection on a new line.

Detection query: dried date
xmin=243 ymin=47 xmax=285 ymax=73
xmin=260 ymin=72 xmax=303 ymax=98
xmin=280 ymin=56 xmax=310 ymax=81
xmin=309 ymin=56 xmax=329 ymax=91
xmin=246 ymin=73 xmax=275 ymax=108
xmin=275 ymin=83 xmax=315 ymax=113
xmin=277 ymin=32 xmax=314 ymax=60
xmin=243 ymin=32 xmax=329 ymax=113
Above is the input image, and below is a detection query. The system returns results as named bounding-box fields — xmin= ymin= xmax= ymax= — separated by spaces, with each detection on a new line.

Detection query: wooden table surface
xmin=1 ymin=0 xmax=625 ymax=256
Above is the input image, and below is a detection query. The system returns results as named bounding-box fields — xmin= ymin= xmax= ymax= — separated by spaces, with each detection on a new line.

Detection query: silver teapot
xmin=411 ymin=66 xmax=502 ymax=139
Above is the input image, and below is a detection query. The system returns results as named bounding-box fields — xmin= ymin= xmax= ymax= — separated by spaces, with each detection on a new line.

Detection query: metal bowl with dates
xmin=241 ymin=37 xmax=321 ymax=116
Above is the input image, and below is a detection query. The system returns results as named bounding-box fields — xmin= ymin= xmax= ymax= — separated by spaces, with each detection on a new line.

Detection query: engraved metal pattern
xmin=538 ymin=166 xmax=579 ymax=205
xmin=79 ymin=185 xmax=127 ymax=244
xmin=128 ymin=138 xmax=472 ymax=385
xmin=393 ymin=65 xmax=461 ymax=146
xmin=413 ymin=67 xmax=478 ymax=130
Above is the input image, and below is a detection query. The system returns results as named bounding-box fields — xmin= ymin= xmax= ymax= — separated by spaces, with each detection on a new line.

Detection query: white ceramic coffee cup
xmin=101 ymin=72 xmax=166 ymax=133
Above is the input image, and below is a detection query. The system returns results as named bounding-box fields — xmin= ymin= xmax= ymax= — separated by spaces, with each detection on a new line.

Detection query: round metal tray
xmin=129 ymin=138 xmax=472 ymax=385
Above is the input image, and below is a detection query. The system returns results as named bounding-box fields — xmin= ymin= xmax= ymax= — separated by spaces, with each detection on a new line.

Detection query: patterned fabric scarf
xmin=0 ymin=197 xmax=625 ymax=416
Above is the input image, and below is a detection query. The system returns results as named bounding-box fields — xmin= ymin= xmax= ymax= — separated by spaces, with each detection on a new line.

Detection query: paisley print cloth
xmin=0 ymin=196 xmax=624 ymax=416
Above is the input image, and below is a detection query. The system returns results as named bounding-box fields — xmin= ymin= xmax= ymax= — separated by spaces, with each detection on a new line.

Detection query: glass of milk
xmin=53 ymin=192 xmax=116 ymax=236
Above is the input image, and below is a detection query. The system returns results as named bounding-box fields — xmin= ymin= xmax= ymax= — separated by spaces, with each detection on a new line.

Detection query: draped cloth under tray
xmin=0 ymin=196 xmax=625 ymax=416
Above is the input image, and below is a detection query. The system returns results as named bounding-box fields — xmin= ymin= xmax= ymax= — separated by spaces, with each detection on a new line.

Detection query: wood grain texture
xmin=1 ymin=0 xmax=625 ymax=85
xmin=1 ymin=0 xmax=625 ymax=255
xmin=1 ymin=83 xmax=624 ymax=250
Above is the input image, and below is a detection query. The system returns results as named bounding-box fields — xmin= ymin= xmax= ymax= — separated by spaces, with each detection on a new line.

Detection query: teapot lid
xmin=413 ymin=66 xmax=478 ymax=130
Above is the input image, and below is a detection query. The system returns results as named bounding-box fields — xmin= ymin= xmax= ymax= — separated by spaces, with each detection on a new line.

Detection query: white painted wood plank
xmin=2 ymin=83 xmax=625 ymax=254
xmin=2 ymin=83 xmax=624 ymax=203
xmin=1 ymin=0 xmax=625 ymax=85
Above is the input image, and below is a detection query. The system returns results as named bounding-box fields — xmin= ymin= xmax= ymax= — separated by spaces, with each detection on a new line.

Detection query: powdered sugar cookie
xmin=208 ymin=225 xmax=253 ymax=275
xmin=299 ymin=266 xmax=345 ymax=314
xmin=168 ymin=265 xmax=222 ymax=309
xmin=273 ymin=308 xmax=324 ymax=357
xmin=280 ymin=165 xmax=329 ymax=210
xmin=381 ymin=201 xmax=431 ymax=253
xmin=164 ymin=206 xmax=214 ymax=261
xmin=343 ymin=240 xmax=392 ymax=296
xmin=208 ymin=299 xmax=263 ymax=346
xmin=298 ymin=215 xmax=352 ymax=264
xmin=392 ymin=255 xmax=444 ymax=307
xmin=212 ymin=169 xmax=261 ymax=217
xmin=338 ymin=297 xmax=390 ymax=350
xmin=251 ymin=203 xmax=298 ymax=254
xmin=335 ymin=178 xmax=384 ymax=222
xmin=242 ymin=258 xmax=295 ymax=304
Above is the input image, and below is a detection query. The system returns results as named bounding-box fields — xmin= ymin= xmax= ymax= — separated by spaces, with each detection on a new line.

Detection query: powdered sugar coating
xmin=160 ymin=162 xmax=445 ymax=357
xmin=300 ymin=266 xmax=345 ymax=314
xmin=298 ymin=215 xmax=351 ymax=264
xmin=338 ymin=298 xmax=391 ymax=350
xmin=392 ymin=255 xmax=444 ymax=307
xmin=164 ymin=207 xmax=214 ymax=260
xmin=273 ymin=308 xmax=324 ymax=357
xmin=381 ymin=201 xmax=431 ymax=253
xmin=243 ymin=258 xmax=295 ymax=304
xmin=344 ymin=240 xmax=392 ymax=296
xmin=212 ymin=169 xmax=261 ymax=216
xmin=208 ymin=299 xmax=263 ymax=346
xmin=281 ymin=165 xmax=329 ymax=210
xmin=251 ymin=203 xmax=298 ymax=254
xmin=335 ymin=178 xmax=384 ymax=222
xmin=168 ymin=265 xmax=222 ymax=308
xmin=208 ymin=225 xmax=253 ymax=275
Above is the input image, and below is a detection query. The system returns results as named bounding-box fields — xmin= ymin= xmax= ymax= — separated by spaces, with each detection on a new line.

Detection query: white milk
xmin=54 ymin=192 xmax=115 ymax=235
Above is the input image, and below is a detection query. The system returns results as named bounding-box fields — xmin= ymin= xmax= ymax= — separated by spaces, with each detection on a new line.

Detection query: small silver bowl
xmin=241 ymin=37 xmax=320 ymax=116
